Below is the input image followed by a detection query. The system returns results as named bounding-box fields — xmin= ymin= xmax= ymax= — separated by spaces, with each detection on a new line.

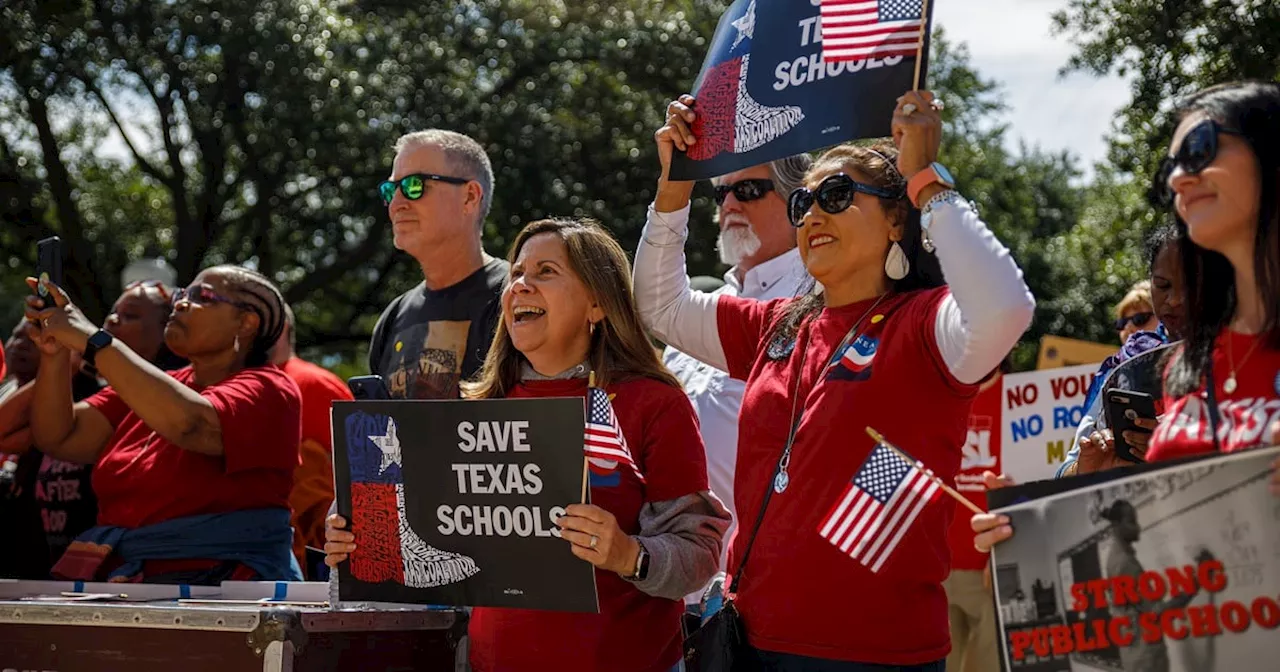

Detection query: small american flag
xmin=817 ymin=442 xmax=940 ymax=572
xmin=820 ymin=0 xmax=926 ymax=63
xmin=584 ymin=386 xmax=645 ymax=482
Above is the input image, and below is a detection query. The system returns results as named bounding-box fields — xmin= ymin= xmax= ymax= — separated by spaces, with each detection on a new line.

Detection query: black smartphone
xmin=1105 ymin=389 xmax=1159 ymax=463
xmin=347 ymin=374 xmax=391 ymax=400
xmin=35 ymin=236 xmax=63 ymax=309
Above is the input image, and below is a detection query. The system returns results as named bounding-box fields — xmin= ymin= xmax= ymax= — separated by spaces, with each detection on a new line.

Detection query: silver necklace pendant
xmin=1223 ymin=374 xmax=1238 ymax=394
xmin=773 ymin=470 xmax=790 ymax=494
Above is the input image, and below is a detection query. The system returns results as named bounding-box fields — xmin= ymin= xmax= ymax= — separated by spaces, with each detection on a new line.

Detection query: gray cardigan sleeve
xmin=626 ymin=490 xmax=732 ymax=600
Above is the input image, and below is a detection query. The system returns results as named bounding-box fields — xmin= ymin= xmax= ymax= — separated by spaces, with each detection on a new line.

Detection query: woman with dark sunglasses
xmin=22 ymin=265 xmax=303 ymax=584
xmin=974 ymin=80 xmax=1280 ymax=592
xmin=635 ymin=90 xmax=1034 ymax=669
xmin=0 ymin=280 xmax=189 ymax=578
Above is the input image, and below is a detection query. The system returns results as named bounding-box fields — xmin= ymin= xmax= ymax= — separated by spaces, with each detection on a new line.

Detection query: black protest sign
xmin=669 ymin=0 xmax=933 ymax=181
xmin=332 ymin=397 xmax=599 ymax=612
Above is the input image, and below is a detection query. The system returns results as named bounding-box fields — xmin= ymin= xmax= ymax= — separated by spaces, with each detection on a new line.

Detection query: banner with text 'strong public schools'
xmin=988 ymin=446 xmax=1280 ymax=672
xmin=668 ymin=0 xmax=933 ymax=181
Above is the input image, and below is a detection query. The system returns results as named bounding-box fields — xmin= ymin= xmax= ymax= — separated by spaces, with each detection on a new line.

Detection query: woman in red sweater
xmin=634 ymin=90 xmax=1035 ymax=668
xmin=326 ymin=218 xmax=730 ymax=671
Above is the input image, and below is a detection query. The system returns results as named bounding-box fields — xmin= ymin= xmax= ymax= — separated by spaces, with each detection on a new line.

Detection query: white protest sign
xmin=1000 ymin=363 xmax=1100 ymax=483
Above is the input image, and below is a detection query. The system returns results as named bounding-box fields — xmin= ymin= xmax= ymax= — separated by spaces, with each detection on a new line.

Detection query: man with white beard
xmin=660 ymin=155 xmax=812 ymax=613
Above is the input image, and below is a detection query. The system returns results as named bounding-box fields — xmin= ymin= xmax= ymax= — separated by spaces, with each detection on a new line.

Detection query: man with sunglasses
xmin=369 ymin=130 xmax=507 ymax=400
xmin=659 ymin=155 xmax=813 ymax=611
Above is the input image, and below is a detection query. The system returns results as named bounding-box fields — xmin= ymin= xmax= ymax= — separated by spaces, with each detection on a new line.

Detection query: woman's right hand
xmin=323 ymin=514 xmax=356 ymax=568
xmin=1076 ymin=428 xmax=1130 ymax=474
xmin=972 ymin=471 xmax=1016 ymax=553
xmin=654 ymin=95 xmax=697 ymax=184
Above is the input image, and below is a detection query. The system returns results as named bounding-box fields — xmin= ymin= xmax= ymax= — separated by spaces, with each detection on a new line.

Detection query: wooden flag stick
xmin=582 ymin=370 xmax=596 ymax=503
xmin=911 ymin=0 xmax=933 ymax=91
xmin=865 ymin=426 xmax=984 ymax=515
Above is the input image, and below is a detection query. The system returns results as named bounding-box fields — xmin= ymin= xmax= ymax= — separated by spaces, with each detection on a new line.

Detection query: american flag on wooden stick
xmin=816 ymin=440 xmax=940 ymax=572
xmin=820 ymin=0 xmax=926 ymax=63
xmin=584 ymin=386 xmax=645 ymax=482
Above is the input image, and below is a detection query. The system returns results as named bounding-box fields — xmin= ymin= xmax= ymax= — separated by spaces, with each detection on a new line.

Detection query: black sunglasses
xmin=379 ymin=173 xmax=470 ymax=205
xmin=787 ymin=173 xmax=904 ymax=227
xmin=1114 ymin=311 xmax=1155 ymax=332
xmin=1150 ymin=119 xmax=1241 ymax=207
xmin=713 ymin=178 xmax=775 ymax=206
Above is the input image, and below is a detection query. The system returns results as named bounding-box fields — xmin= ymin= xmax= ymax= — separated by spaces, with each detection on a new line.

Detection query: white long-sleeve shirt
xmin=662 ymin=247 xmax=809 ymax=602
xmin=636 ymin=197 xmax=1035 ymax=390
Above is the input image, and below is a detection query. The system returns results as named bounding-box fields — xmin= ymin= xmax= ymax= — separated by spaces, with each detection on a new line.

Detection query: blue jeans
xmin=749 ymin=648 xmax=945 ymax=672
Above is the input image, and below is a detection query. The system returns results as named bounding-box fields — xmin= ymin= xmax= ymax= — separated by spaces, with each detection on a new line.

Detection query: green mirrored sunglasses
xmin=378 ymin=173 xmax=470 ymax=204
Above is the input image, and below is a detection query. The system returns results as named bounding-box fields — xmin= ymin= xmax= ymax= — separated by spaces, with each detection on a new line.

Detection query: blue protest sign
xmin=668 ymin=0 xmax=933 ymax=181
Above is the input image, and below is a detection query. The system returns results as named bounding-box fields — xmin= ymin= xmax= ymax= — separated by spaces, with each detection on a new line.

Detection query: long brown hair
xmin=462 ymin=218 xmax=681 ymax=399
xmin=768 ymin=141 xmax=944 ymax=351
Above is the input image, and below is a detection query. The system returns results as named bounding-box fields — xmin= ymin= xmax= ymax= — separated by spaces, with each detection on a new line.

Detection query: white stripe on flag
xmin=819 ymin=486 xmax=859 ymax=538
xmin=834 ymin=493 xmax=873 ymax=551
xmin=820 ymin=19 xmax=920 ymax=36
xmin=853 ymin=470 xmax=927 ymax=564
xmin=870 ymin=478 xmax=940 ymax=573
xmin=845 ymin=470 xmax=914 ymax=558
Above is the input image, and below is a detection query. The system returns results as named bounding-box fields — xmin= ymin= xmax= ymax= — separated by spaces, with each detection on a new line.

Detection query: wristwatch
xmin=624 ymin=542 xmax=650 ymax=582
xmin=907 ymin=162 xmax=956 ymax=208
xmin=83 ymin=329 xmax=114 ymax=368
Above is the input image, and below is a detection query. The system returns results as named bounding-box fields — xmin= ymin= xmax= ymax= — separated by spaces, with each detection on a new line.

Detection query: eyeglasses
xmin=378 ymin=173 xmax=470 ymax=205
xmin=124 ymin=279 xmax=171 ymax=301
xmin=1114 ymin=312 xmax=1155 ymax=332
xmin=173 ymin=284 xmax=252 ymax=310
xmin=787 ymin=173 xmax=904 ymax=227
xmin=713 ymin=179 xmax=775 ymax=206
xmin=1150 ymin=119 xmax=1241 ymax=207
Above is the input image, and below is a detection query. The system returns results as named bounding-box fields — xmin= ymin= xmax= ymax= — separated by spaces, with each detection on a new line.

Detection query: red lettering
xmin=1110 ymin=574 xmax=1141 ymax=607
xmin=1165 ymin=565 xmax=1197 ymax=598
xmin=1009 ymin=631 xmax=1032 ymax=660
xmin=1139 ymin=612 xmax=1163 ymax=643
xmin=1160 ymin=608 xmax=1189 ymax=640
xmin=1221 ymin=601 xmax=1251 ymax=633
xmin=1252 ymin=596 xmax=1280 ymax=630
xmin=1087 ymin=578 xmax=1111 ymax=609
xmin=1050 ymin=625 xmax=1074 ymax=656
xmin=1031 ymin=628 xmax=1051 ymax=657
xmin=1050 ymin=375 xmax=1088 ymax=400
xmin=1007 ymin=383 xmax=1039 ymax=409
xmin=1070 ymin=583 xmax=1090 ymax=612
xmin=1088 ymin=618 xmax=1111 ymax=650
xmin=1138 ymin=571 xmax=1167 ymax=602
xmin=1199 ymin=560 xmax=1227 ymax=593
xmin=1109 ymin=616 xmax=1134 ymax=646
xmin=1188 ymin=604 xmax=1223 ymax=637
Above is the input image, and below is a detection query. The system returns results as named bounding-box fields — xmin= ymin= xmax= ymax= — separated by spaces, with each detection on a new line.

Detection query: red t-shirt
xmin=947 ymin=379 xmax=1002 ymax=572
xmin=85 ymin=365 xmax=302 ymax=529
xmin=281 ymin=357 xmax=352 ymax=564
xmin=1148 ymin=331 xmax=1280 ymax=461
xmin=719 ymin=288 xmax=977 ymax=664
xmin=468 ymin=376 xmax=709 ymax=672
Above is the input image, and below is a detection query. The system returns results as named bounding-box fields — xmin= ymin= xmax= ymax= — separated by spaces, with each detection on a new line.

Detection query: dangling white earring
xmin=589 ymin=321 xmax=597 ymax=336
xmin=233 ymin=334 xmax=241 ymax=353
xmin=885 ymin=241 xmax=909 ymax=281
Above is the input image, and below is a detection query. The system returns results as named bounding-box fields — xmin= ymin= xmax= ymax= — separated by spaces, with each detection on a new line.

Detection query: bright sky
xmin=933 ymin=0 xmax=1132 ymax=176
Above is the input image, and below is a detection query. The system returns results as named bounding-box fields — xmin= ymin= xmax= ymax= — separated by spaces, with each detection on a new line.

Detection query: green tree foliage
xmin=1052 ymin=0 xmax=1280 ymax=176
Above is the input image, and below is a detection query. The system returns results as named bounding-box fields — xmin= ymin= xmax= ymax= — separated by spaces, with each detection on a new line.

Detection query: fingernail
xmin=1000 ymin=525 xmax=1013 ymax=536
xmin=999 ymin=515 xmax=1010 ymax=524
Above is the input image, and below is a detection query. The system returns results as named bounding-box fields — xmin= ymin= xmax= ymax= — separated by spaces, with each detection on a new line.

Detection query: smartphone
xmin=1105 ymin=389 xmax=1159 ymax=463
xmin=347 ymin=375 xmax=391 ymax=401
xmin=35 ymin=236 xmax=63 ymax=309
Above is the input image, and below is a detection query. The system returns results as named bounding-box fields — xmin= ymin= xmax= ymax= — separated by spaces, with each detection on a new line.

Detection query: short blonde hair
xmin=1114 ymin=280 xmax=1154 ymax=319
